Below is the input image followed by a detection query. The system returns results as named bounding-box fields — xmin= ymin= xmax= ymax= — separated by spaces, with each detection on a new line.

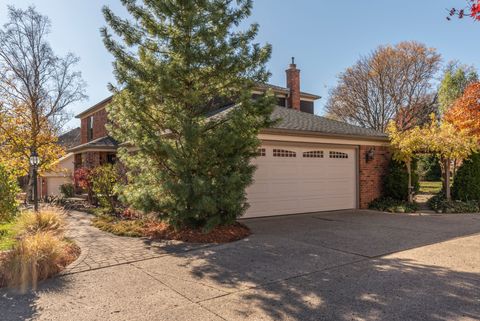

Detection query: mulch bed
xmin=92 ymin=215 xmax=251 ymax=243
xmin=144 ymin=221 xmax=251 ymax=243
xmin=61 ymin=242 xmax=82 ymax=269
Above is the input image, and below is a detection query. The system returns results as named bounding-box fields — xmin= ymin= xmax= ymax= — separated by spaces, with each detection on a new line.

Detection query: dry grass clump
xmin=3 ymin=232 xmax=68 ymax=291
xmin=0 ymin=207 xmax=79 ymax=291
xmin=15 ymin=207 xmax=65 ymax=236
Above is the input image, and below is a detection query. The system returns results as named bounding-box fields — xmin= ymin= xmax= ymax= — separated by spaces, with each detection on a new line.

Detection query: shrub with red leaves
xmin=73 ymin=168 xmax=93 ymax=202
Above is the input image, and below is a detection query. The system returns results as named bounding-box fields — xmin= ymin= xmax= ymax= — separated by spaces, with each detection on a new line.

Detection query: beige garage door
xmin=245 ymin=144 xmax=357 ymax=218
xmin=47 ymin=177 xmax=71 ymax=196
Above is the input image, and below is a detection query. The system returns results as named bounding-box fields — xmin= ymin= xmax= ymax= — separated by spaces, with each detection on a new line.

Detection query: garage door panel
xmin=245 ymin=145 xmax=357 ymax=218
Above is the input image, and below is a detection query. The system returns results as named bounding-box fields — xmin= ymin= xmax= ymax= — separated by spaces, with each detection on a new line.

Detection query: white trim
xmin=259 ymin=133 xmax=390 ymax=147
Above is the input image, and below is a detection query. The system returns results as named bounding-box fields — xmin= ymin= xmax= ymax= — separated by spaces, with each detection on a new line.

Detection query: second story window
xmin=87 ymin=115 xmax=94 ymax=141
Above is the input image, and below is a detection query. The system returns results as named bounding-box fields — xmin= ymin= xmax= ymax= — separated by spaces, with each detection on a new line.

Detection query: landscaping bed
xmin=92 ymin=215 xmax=251 ymax=243
xmin=427 ymin=193 xmax=480 ymax=213
xmin=0 ymin=208 xmax=81 ymax=290
xmin=368 ymin=197 xmax=418 ymax=213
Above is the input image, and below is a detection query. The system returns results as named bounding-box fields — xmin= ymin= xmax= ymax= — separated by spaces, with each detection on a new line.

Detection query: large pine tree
xmin=102 ymin=0 xmax=275 ymax=230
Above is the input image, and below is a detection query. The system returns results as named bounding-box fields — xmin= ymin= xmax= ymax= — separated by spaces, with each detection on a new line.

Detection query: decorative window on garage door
xmin=329 ymin=151 xmax=349 ymax=159
xmin=273 ymin=149 xmax=296 ymax=157
xmin=303 ymin=151 xmax=324 ymax=158
xmin=256 ymin=148 xmax=266 ymax=157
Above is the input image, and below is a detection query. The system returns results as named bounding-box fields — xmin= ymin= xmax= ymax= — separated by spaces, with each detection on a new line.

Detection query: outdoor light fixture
xmin=366 ymin=148 xmax=375 ymax=162
xmin=29 ymin=150 xmax=40 ymax=166
xmin=30 ymin=150 xmax=40 ymax=212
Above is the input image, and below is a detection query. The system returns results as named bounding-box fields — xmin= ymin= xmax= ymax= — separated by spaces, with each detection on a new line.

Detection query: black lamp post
xmin=30 ymin=150 xmax=40 ymax=212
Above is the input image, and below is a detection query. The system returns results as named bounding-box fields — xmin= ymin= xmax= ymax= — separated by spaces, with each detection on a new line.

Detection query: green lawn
xmin=0 ymin=222 xmax=16 ymax=251
xmin=419 ymin=181 xmax=442 ymax=194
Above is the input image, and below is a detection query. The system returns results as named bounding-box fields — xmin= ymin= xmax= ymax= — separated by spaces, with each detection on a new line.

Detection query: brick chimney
xmin=286 ymin=57 xmax=301 ymax=110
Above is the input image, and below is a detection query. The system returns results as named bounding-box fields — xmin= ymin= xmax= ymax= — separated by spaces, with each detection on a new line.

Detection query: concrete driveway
xmin=2 ymin=210 xmax=480 ymax=321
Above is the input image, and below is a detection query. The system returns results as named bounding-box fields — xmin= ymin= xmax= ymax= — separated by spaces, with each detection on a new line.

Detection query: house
xmin=65 ymin=61 xmax=390 ymax=217
xmin=39 ymin=127 xmax=81 ymax=198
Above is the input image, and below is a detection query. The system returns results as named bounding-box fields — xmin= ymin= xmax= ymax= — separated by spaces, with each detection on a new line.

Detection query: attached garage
xmin=45 ymin=176 xmax=72 ymax=197
xmin=244 ymin=107 xmax=390 ymax=218
xmin=41 ymin=153 xmax=75 ymax=198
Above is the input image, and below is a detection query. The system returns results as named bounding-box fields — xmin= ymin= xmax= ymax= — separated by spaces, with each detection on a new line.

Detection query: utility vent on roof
xmin=329 ymin=151 xmax=349 ymax=159
xmin=273 ymin=149 xmax=296 ymax=158
xmin=303 ymin=151 xmax=324 ymax=158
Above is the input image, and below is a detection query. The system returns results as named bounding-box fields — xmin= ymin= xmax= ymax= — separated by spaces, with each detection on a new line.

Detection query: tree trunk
xmin=440 ymin=159 xmax=446 ymax=193
xmin=444 ymin=158 xmax=451 ymax=201
xmin=452 ymin=159 xmax=457 ymax=182
xmin=406 ymin=160 xmax=413 ymax=203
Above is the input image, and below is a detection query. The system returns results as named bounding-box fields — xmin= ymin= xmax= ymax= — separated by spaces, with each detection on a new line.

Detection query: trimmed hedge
xmin=384 ymin=159 xmax=419 ymax=201
xmin=452 ymin=153 xmax=480 ymax=201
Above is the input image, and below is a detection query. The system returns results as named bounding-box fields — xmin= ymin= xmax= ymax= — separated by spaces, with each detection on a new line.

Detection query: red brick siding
xmin=286 ymin=64 xmax=301 ymax=110
xmin=80 ymin=108 xmax=109 ymax=144
xmin=78 ymin=151 xmax=115 ymax=169
xmin=80 ymin=117 xmax=88 ymax=144
xmin=359 ymin=145 xmax=391 ymax=209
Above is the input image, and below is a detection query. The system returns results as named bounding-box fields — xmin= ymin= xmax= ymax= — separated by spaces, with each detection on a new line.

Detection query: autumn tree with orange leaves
xmin=445 ymin=82 xmax=480 ymax=138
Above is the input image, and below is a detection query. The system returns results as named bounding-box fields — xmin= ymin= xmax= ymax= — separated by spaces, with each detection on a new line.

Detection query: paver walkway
xmin=63 ymin=211 xmax=208 ymax=274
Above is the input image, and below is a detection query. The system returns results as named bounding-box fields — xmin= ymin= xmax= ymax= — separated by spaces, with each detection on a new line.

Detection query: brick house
xmin=63 ymin=61 xmax=390 ymax=217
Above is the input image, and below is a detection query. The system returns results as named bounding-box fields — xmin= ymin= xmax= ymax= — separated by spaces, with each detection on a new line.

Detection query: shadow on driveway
xmin=189 ymin=211 xmax=480 ymax=320
xmin=198 ymin=256 xmax=480 ymax=321
xmin=1 ymin=210 xmax=479 ymax=321
xmin=0 ymin=278 xmax=69 ymax=321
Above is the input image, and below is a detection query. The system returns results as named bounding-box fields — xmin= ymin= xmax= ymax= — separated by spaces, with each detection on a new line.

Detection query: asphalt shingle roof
xmin=269 ymin=107 xmax=388 ymax=138
xmin=58 ymin=127 xmax=81 ymax=149
xmin=68 ymin=136 xmax=118 ymax=152
xmin=208 ymin=105 xmax=387 ymax=139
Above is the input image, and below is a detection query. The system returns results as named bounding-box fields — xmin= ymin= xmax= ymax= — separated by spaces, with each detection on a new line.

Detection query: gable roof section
xmin=67 ymin=136 xmax=118 ymax=153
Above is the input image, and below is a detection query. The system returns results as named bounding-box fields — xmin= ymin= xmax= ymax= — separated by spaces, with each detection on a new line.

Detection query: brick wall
xmin=80 ymin=108 xmax=109 ymax=144
xmin=286 ymin=64 xmax=301 ymax=110
xmin=358 ymin=145 xmax=391 ymax=208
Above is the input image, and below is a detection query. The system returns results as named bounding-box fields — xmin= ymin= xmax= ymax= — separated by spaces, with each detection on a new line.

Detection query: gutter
xmin=261 ymin=128 xmax=390 ymax=143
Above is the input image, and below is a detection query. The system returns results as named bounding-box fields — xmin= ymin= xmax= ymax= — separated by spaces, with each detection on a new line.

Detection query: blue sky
xmin=0 ymin=0 xmax=479 ymax=129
